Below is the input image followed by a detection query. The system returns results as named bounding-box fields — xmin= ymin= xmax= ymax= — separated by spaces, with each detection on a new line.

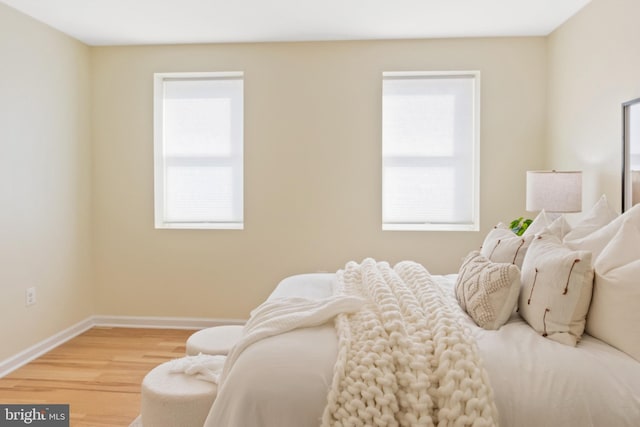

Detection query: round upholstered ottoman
xmin=141 ymin=360 xmax=218 ymax=427
xmin=186 ymin=324 xmax=243 ymax=356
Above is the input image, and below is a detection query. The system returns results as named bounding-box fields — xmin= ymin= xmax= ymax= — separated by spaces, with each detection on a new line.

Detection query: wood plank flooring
xmin=0 ymin=327 xmax=196 ymax=427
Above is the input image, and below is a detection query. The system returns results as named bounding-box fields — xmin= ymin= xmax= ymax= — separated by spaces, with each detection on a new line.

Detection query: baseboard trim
xmin=0 ymin=317 xmax=94 ymax=379
xmin=91 ymin=315 xmax=245 ymax=329
xmin=0 ymin=315 xmax=245 ymax=378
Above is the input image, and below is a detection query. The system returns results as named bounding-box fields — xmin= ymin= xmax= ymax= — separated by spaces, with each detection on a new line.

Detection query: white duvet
xmin=205 ymin=273 xmax=640 ymax=427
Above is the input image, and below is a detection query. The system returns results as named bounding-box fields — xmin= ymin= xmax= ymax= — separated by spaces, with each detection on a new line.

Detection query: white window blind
xmin=382 ymin=71 xmax=480 ymax=231
xmin=154 ymin=72 xmax=244 ymax=229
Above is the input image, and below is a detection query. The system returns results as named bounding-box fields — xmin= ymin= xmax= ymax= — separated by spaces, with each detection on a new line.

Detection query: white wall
xmin=0 ymin=5 xmax=555 ymax=361
xmin=91 ymin=38 xmax=547 ymax=319
xmin=0 ymin=3 xmax=93 ymax=360
xmin=547 ymin=0 xmax=640 ymax=211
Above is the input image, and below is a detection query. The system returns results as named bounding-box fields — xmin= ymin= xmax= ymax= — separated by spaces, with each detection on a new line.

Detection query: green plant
xmin=509 ymin=217 xmax=532 ymax=236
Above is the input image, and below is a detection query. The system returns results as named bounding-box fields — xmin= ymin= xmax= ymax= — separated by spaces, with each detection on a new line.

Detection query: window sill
xmin=155 ymin=222 xmax=244 ymax=230
xmin=383 ymin=223 xmax=479 ymax=232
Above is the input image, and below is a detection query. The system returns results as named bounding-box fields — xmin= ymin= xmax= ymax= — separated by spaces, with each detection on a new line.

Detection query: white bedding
xmin=205 ymin=273 xmax=640 ymax=427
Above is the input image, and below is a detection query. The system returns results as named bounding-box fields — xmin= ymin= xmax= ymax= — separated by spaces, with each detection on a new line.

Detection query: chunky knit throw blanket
xmin=321 ymin=259 xmax=498 ymax=427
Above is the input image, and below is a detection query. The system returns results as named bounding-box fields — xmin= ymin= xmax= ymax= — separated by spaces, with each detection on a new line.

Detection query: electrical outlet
xmin=26 ymin=287 xmax=36 ymax=306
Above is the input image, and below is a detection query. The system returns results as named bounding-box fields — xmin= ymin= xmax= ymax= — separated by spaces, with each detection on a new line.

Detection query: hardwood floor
xmin=0 ymin=327 xmax=196 ymax=427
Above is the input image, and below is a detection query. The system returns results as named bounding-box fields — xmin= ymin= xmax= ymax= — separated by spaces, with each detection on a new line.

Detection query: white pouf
xmin=186 ymin=324 xmax=243 ymax=356
xmin=141 ymin=361 xmax=218 ymax=427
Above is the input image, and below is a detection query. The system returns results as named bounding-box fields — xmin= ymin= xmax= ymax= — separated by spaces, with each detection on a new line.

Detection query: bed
xmin=198 ymin=196 xmax=640 ymax=427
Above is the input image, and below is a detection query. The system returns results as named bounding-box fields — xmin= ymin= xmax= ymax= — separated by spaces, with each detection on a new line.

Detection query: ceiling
xmin=1 ymin=0 xmax=591 ymax=46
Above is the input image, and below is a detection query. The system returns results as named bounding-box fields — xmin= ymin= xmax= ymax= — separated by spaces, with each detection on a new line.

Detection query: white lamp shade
xmin=526 ymin=170 xmax=582 ymax=213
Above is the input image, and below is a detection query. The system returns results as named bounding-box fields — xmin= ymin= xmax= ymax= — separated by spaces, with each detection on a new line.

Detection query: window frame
xmin=381 ymin=70 xmax=480 ymax=232
xmin=153 ymin=71 xmax=244 ymax=230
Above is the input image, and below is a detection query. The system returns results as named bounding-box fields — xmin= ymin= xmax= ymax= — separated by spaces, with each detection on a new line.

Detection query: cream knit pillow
xmin=456 ymin=251 xmax=521 ymax=330
xmin=519 ymin=231 xmax=594 ymax=346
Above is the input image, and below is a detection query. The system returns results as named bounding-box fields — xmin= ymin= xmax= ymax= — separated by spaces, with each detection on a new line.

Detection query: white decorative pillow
xmin=518 ymin=231 xmax=594 ymax=346
xmin=523 ymin=210 xmax=553 ymax=236
xmin=544 ymin=215 xmax=572 ymax=240
xmin=455 ymin=251 xmax=521 ymax=330
xmin=480 ymin=224 xmax=535 ymax=268
xmin=523 ymin=210 xmax=572 ymax=240
xmin=586 ymin=220 xmax=640 ymax=361
xmin=563 ymin=194 xmax=617 ymax=242
xmin=565 ymin=203 xmax=640 ymax=261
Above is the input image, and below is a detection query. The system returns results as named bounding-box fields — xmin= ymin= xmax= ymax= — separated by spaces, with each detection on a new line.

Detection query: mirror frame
xmin=622 ymin=97 xmax=640 ymax=212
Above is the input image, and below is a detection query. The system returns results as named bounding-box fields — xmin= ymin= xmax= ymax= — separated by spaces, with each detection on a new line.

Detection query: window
xmin=154 ymin=72 xmax=244 ymax=229
xmin=382 ymin=71 xmax=480 ymax=231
